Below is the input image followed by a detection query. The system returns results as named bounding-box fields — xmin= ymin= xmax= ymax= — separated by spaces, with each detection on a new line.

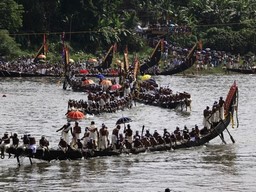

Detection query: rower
xmin=10 ymin=133 xmax=19 ymax=148
xmin=0 ymin=132 xmax=11 ymax=158
xmin=81 ymin=129 xmax=90 ymax=149
xmin=219 ymin=96 xmax=225 ymax=120
xmin=99 ymin=123 xmax=109 ymax=150
xmin=203 ymin=106 xmax=211 ymax=130
xmin=133 ymin=131 xmax=141 ymax=141
xmin=182 ymin=126 xmax=190 ymax=141
xmin=111 ymin=125 xmax=121 ymax=150
xmin=124 ymin=139 xmax=132 ymax=149
xmin=124 ymin=124 xmax=133 ymax=144
xmin=211 ymin=101 xmax=220 ymax=126
xmin=73 ymin=121 xmax=82 ymax=140
xmin=21 ymin=134 xmax=30 ymax=148
xmin=189 ymin=128 xmax=196 ymax=141
xmin=56 ymin=122 xmax=72 ymax=144
xmin=39 ymin=135 xmax=49 ymax=150
xmin=153 ymin=130 xmax=160 ymax=139
xmin=145 ymin=130 xmax=152 ymax=138
xmin=76 ymin=139 xmax=83 ymax=151
xmin=88 ymin=121 xmax=99 ymax=150
xmin=133 ymin=136 xmax=143 ymax=148
xmin=28 ymin=136 xmax=37 ymax=155
xmin=39 ymin=135 xmax=49 ymax=156
xmin=58 ymin=137 xmax=69 ymax=153
xmin=163 ymin=129 xmax=171 ymax=139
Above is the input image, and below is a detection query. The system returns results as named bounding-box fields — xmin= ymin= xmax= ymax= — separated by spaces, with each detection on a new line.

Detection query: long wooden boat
xmin=96 ymin=45 xmax=115 ymax=70
xmin=226 ymin=67 xmax=256 ymax=74
xmin=134 ymin=91 xmax=191 ymax=110
xmin=148 ymin=42 xmax=197 ymax=76
xmin=140 ymin=39 xmax=163 ymax=74
xmin=3 ymin=82 xmax=238 ymax=165
xmin=0 ymin=35 xmax=60 ymax=78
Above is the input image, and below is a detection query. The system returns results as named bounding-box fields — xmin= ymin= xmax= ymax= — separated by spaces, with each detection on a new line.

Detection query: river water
xmin=0 ymin=74 xmax=255 ymax=192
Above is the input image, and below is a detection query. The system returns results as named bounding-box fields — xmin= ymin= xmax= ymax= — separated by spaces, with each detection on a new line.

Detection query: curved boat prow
xmin=224 ymin=81 xmax=238 ymax=115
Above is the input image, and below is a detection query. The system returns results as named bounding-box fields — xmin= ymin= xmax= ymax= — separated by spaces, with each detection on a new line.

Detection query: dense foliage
xmin=0 ymin=0 xmax=255 ymax=59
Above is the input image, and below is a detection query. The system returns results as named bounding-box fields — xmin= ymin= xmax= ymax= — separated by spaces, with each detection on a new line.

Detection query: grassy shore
xmin=182 ymin=65 xmax=227 ymax=76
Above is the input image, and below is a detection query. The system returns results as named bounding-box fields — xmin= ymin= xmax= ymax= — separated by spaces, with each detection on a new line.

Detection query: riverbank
xmin=183 ymin=65 xmax=227 ymax=76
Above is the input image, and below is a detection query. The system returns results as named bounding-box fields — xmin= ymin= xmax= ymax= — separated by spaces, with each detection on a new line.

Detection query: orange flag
xmin=43 ymin=34 xmax=48 ymax=56
xmin=198 ymin=40 xmax=203 ymax=50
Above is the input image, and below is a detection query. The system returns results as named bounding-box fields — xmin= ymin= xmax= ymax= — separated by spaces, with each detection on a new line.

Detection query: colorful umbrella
xmin=116 ymin=117 xmax=132 ymax=125
xmin=69 ymin=58 xmax=75 ymax=63
xmin=140 ymin=74 xmax=151 ymax=81
xmin=115 ymin=59 xmax=122 ymax=64
xmin=96 ymin=74 xmax=105 ymax=79
xmin=83 ymin=79 xmax=95 ymax=85
xmin=37 ymin=54 xmax=46 ymax=59
xmin=100 ymin=79 xmax=112 ymax=86
xmin=80 ymin=69 xmax=89 ymax=74
xmin=66 ymin=110 xmax=85 ymax=121
xmin=111 ymin=84 xmax=122 ymax=90
xmin=110 ymin=69 xmax=119 ymax=75
xmin=88 ymin=58 xmax=98 ymax=63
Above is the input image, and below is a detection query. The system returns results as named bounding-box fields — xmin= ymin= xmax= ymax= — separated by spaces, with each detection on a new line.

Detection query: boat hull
xmin=0 ymin=70 xmax=59 ymax=77
xmin=226 ymin=68 xmax=256 ymax=74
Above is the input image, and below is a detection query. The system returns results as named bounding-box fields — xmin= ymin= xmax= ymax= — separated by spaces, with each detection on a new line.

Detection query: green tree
xmin=0 ymin=30 xmax=21 ymax=58
xmin=0 ymin=0 xmax=24 ymax=32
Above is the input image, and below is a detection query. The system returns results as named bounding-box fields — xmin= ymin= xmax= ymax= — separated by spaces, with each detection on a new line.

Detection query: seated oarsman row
xmin=119 ymin=124 xmax=207 ymax=149
xmin=67 ymin=92 xmax=133 ymax=114
xmin=0 ymin=132 xmax=50 ymax=157
xmin=1 ymin=123 xmax=211 ymax=157
xmin=134 ymin=83 xmax=191 ymax=109
xmin=67 ymin=123 xmax=210 ymax=152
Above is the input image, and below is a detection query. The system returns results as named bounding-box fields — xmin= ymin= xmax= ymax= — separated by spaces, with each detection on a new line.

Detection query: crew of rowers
xmin=0 ymin=132 xmax=49 ymax=158
xmin=67 ymin=91 xmax=133 ymax=115
xmin=134 ymin=81 xmax=191 ymax=110
xmin=54 ymin=120 xmax=210 ymax=153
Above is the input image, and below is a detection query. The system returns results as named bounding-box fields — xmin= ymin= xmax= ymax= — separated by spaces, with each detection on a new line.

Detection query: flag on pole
xmin=161 ymin=39 xmax=164 ymax=52
xmin=134 ymin=54 xmax=139 ymax=78
xmin=43 ymin=34 xmax=48 ymax=56
xmin=124 ymin=45 xmax=129 ymax=72
xmin=113 ymin=43 xmax=117 ymax=53
xmin=198 ymin=40 xmax=203 ymax=50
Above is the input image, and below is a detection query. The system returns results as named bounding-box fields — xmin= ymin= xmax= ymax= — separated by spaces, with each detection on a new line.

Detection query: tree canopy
xmin=0 ymin=0 xmax=255 ymax=59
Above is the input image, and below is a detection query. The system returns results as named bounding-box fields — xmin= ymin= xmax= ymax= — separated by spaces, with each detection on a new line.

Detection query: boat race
xmin=0 ymin=1 xmax=256 ymax=192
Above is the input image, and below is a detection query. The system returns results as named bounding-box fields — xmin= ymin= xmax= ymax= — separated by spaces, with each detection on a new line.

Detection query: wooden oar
xmin=207 ymin=116 xmax=226 ymax=144
xmin=219 ymin=132 xmax=226 ymax=144
xmin=141 ymin=125 xmax=145 ymax=137
xmin=29 ymin=157 xmax=33 ymax=165
xmin=220 ymin=119 xmax=235 ymax=143
xmin=226 ymin=128 xmax=235 ymax=143
xmin=225 ymin=126 xmax=235 ymax=143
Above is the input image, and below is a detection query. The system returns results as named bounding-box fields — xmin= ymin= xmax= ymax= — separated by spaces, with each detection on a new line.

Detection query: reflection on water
xmin=0 ymin=75 xmax=255 ymax=191
xmin=202 ymin=144 xmax=237 ymax=174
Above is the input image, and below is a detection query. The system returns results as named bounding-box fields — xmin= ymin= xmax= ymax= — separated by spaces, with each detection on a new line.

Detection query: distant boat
xmin=147 ymin=42 xmax=197 ymax=76
xmin=0 ymin=34 xmax=60 ymax=78
xmin=0 ymin=70 xmax=59 ymax=77
xmin=140 ymin=39 xmax=163 ymax=74
xmin=226 ymin=67 xmax=256 ymax=74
